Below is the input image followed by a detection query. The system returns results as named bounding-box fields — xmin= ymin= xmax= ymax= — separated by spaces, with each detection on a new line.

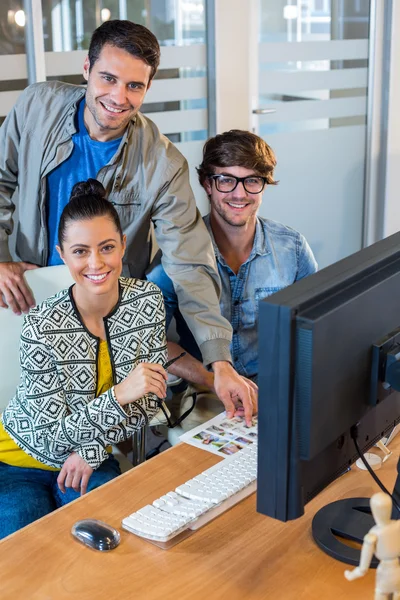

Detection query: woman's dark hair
xmin=58 ymin=179 xmax=123 ymax=249
xmin=88 ymin=20 xmax=160 ymax=81
xmin=197 ymin=129 xmax=278 ymax=188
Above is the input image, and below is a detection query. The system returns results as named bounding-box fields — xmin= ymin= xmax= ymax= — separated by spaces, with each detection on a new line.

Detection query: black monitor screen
xmin=257 ymin=231 xmax=400 ymax=523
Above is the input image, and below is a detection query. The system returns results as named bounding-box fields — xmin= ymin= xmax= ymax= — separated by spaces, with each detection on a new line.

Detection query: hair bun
xmin=70 ymin=178 xmax=106 ymax=201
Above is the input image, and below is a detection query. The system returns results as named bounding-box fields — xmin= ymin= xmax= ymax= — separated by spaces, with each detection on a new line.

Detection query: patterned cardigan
xmin=1 ymin=277 xmax=167 ymax=470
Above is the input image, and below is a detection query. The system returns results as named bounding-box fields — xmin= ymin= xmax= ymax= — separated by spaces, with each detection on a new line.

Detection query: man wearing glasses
xmin=148 ymin=129 xmax=317 ymax=428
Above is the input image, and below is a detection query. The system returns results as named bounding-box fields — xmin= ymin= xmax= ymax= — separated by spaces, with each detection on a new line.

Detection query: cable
xmin=350 ymin=425 xmax=400 ymax=516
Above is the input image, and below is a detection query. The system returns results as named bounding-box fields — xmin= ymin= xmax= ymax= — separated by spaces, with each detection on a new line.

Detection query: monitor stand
xmin=311 ymin=459 xmax=400 ymax=566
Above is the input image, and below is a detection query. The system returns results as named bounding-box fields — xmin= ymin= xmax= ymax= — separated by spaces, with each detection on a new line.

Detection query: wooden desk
xmin=1 ymin=439 xmax=399 ymax=600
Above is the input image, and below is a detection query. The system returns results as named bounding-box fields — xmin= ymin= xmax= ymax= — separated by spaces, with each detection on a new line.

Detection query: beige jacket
xmin=0 ymin=81 xmax=232 ymax=364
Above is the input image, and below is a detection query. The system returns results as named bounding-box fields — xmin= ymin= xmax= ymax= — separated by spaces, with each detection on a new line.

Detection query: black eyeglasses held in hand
xmin=157 ymin=352 xmax=197 ymax=428
xmin=163 ymin=352 xmax=186 ymax=370
xmin=207 ymin=174 xmax=268 ymax=194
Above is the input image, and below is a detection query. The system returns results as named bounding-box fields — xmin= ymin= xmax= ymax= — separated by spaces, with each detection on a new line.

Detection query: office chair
xmin=0 ymin=265 xmax=134 ymax=472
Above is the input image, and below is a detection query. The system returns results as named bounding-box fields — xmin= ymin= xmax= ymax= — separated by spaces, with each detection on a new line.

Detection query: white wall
xmin=214 ymin=0 xmax=258 ymax=132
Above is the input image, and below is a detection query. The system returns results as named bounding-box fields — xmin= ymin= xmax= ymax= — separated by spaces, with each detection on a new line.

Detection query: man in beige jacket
xmin=0 ymin=20 xmax=256 ymax=422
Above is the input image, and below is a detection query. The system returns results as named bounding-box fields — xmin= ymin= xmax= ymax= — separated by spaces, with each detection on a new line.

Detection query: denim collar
xmin=203 ymin=213 xmax=270 ymax=267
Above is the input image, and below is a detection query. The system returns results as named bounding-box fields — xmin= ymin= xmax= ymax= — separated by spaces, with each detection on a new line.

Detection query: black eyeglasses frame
xmin=156 ymin=393 xmax=197 ymax=429
xmin=207 ymin=174 xmax=268 ymax=194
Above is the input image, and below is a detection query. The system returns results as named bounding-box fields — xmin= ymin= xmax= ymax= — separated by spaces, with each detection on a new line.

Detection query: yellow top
xmin=0 ymin=340 xmax=113 ymax=470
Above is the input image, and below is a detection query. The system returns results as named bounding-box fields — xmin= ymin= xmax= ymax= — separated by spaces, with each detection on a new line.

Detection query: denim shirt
xmin=147 ymin=214 xmax=317 ymax=378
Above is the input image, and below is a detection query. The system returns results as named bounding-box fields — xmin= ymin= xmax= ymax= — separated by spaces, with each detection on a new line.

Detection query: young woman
xmin=0 ymin=179 xmax=167 ymax=539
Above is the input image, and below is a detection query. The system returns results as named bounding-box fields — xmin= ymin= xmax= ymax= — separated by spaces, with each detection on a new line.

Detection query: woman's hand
xmin=57 ymin=452 xmax=94 ymax=496
xmin=114 ymin=362 xmax=167 ymax=407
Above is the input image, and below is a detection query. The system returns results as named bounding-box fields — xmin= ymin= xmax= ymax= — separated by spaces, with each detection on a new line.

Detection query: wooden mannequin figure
xmin=345 ymin=492 xmax=400 ymax=599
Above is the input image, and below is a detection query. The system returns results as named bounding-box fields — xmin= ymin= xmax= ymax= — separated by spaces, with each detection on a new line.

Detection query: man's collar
xmin=253 ymin=218 xmax=270 ymax=257
xmin=204 ymin=214 xmax=270 ymax=263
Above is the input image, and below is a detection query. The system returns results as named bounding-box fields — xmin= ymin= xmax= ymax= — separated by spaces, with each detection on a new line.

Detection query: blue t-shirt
xmin=46 ymin=100 xmax=121 ymax=265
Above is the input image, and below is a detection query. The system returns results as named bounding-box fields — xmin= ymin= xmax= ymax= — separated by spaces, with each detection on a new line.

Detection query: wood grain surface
xmin=1 ymin=440 xmax=398 ymax=600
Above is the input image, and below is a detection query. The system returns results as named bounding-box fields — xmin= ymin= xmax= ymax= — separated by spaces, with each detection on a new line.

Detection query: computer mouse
xmin=71 ymin=519 xmax=121 ymax=551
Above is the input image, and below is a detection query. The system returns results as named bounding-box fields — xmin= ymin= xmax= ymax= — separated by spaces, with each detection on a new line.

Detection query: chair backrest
xmin=0 ymin=265 xmax=74 ymax=412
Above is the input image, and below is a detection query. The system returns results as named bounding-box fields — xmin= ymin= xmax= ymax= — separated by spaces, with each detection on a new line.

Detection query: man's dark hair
xmin=197 ymin=130 xmax=278 ymax=188
xmin=58 ymin=179 xmax=123 ymax=248
xmin=88 ymin=20 xmax=160 ymax=81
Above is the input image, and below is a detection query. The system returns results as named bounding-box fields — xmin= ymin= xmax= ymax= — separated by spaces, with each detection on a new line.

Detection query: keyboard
xmin=122 ymin=442 xmax=257 ymax=549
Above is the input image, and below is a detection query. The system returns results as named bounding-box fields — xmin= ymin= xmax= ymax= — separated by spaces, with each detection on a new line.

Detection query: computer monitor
xmin=256 ymin=231 xmax=400 ymax=565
